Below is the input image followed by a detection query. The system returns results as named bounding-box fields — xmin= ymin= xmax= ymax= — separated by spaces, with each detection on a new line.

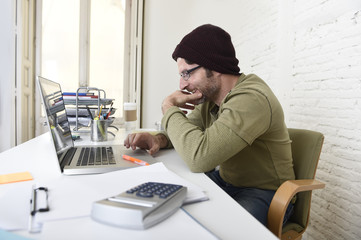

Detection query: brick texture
xmin=232 ymin=0 xmax=361 ymax=239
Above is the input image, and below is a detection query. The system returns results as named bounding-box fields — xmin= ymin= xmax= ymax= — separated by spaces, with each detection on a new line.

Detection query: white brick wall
xmin=233 ymin=0 xmax=361 ymax=239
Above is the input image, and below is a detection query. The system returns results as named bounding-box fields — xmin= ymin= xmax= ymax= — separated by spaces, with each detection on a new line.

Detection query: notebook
xmin=37 ymin=76 xmax=156 ymax=175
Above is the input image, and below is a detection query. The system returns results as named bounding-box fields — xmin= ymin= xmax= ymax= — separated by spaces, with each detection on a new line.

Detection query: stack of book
xmin=62 ymin=92 xmax=113 ymax=106
xmin=62 ymin=92 xmax=115 ymax=127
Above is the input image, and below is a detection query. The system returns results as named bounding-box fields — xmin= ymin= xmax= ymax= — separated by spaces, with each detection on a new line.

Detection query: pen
xmin=105 ymin=102 xmax=113 ymax=119
xmin=105 ymin=107 xmax=112 ymax=119
xmin=98 ymin=104 xmax=104 ymax=118
xmin=122 ymin=155 xmax=149 ymax=166
xmin=86 ymin=107 xmax=94 ymax=120
xmin=30 ymin=185 xmax=37 ymax=217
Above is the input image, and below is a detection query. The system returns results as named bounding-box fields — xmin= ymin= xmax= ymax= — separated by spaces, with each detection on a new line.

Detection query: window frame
xmin=123 ymin=0 xmax=143 ymax=128
xmin=35 ymin=0 xmax=143 ymax=135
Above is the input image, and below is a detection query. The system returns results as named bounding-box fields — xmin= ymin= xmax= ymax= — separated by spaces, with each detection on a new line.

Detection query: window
xmin=41 ymin=0 xmax=80 ymax=91
xmin=88 ymin=0 xmax=125 ymax=118
xmin=40 ymin=0 xmax=142 ymax=123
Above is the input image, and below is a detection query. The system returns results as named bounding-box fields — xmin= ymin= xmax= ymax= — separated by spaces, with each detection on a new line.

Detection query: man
xmin=124 ymin=24 xmax=295 ymax=226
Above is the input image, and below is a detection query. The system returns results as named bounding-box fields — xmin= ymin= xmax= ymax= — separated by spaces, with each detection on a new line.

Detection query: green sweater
xmin=161 ymin=73 xmax=295 ymax=190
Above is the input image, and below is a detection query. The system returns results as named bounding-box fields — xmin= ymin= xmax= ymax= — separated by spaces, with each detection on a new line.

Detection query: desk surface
xmin=0 ymin=129 xmax=277 ymax=240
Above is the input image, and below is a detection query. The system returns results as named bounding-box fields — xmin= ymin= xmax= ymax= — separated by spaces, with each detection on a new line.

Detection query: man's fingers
xmin=131 ymin=133 xmax=144 ymax=150
xmin=123 ymin=134 xmax=132 ymax=148
xmin=124 ymin=132 xmax=164 ymax=156
xmin=187 ymin=91 xmax=203 ymax=99
xmin=124 ymin=133 xmax=139 ymax=150
xmin=148 ymin=144 xmax=159 ymax=156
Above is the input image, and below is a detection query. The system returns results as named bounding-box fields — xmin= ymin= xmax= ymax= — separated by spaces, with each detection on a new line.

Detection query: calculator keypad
xmin=126 ymin=182 xmax=183 ymax=199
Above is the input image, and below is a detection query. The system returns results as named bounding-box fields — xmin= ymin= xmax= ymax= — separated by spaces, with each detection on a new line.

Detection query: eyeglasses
xmin=180 ymin=65 xmax=201 ymax=81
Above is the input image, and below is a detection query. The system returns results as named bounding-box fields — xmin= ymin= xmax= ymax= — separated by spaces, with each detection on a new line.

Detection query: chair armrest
xmin=267 ymin=179 xmax=325 ymax=238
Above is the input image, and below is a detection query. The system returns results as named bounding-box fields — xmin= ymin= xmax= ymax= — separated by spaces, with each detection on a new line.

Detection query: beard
xmin=195 ymin=75 xmax=220 ymax=104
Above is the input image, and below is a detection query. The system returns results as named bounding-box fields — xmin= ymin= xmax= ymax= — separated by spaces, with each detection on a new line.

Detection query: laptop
xmin=37 ymin=76 xmax=156 ymax=175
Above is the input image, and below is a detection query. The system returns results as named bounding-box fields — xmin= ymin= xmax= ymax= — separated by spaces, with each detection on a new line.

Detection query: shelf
xmin=63 ymin=87 xmax=115 ymax=132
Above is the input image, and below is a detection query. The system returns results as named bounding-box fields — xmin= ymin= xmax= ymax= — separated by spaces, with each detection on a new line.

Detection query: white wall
xmin=141 ymin=0 xmax=267 ymax=129
xmin=142 ymin=0 xmax=292 ymax=126
xmin=0 ymin=0 xmax=15 ymax=152
xmin=289 ymin=1 xmax=361 ymax=239
xmin=142 ymin=0 xmax=361 ymax=239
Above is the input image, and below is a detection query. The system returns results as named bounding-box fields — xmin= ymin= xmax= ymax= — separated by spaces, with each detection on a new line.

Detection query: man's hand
xmin=124 ymin=132 xmax=168 ymax=155
xmin=161 ymin=90 xmax=203 ymax=114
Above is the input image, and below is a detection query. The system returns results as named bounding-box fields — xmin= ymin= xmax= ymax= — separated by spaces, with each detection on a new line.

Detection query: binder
xmin=28 ymin=186 xmax=50 ymax=233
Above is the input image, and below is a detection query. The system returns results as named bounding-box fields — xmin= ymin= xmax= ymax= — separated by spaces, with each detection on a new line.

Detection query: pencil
xmin=122 ymin=155 xmax=149 ymax=166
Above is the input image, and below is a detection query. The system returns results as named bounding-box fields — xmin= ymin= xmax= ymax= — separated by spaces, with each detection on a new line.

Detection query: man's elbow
xmin=188 ymin=165 xmax=205 ymax=173
xmin=184 ymin=156 xmax=215 ymax=173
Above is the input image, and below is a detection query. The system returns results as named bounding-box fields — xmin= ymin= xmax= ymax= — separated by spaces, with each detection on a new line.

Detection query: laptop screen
xmin=38 ymin=77 xmax=74 ymax=155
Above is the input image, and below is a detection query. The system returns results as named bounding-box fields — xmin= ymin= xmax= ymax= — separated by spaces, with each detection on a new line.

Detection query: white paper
xmin=0 ymin=162 xmax=207 ymax=231
xmin=0 ymin=181 xmax=34 ymax=231
xmin=39 ymin=208 xmax=219 ymax=240
xmin=35 ymin=162 xmax=208 ymax=223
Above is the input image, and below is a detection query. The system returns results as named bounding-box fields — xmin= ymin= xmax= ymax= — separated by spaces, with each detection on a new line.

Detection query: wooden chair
xmin=267 ymin=128 xmax=326 ymax=240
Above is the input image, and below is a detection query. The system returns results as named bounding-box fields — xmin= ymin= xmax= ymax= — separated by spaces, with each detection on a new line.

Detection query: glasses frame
xmin=180 ymin=65 xmax=201 ymax=81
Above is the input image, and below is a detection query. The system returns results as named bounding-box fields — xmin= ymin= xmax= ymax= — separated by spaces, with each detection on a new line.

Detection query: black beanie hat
xmin=172 ymin=24 xmax=241 ymax=75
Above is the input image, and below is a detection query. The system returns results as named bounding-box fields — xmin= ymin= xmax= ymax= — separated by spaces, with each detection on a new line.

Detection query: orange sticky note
xmin=0 ymin=171 xmax=33 ymax=184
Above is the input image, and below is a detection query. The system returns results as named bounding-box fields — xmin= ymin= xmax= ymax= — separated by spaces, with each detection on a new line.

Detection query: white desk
xmin=0 ymin=130 xmax=277 ymax=240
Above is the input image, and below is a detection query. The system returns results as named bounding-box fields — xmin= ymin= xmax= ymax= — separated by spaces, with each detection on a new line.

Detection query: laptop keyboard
xmin=76 ymin=147 xmax=116 ymax=166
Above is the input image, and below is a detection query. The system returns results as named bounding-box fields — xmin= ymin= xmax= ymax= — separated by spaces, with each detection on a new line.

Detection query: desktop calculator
xmin=91 ymin=182 xmax=187 ymax=229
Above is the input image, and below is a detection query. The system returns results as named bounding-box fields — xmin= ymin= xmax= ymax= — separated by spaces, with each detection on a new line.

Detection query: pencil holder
xmin=91 ymin=119 xmax=111 ymax=142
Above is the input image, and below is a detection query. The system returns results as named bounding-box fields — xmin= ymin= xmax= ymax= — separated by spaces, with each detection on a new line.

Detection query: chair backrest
xmin=286 ymin=128 xmax=324 ymax=231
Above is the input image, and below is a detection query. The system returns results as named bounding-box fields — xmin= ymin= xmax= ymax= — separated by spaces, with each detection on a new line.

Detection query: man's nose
xmin=179 ymin=77 xmax=188 ymax=90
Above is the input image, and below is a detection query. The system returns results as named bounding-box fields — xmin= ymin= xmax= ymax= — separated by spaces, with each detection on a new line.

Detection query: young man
xmin=124 ymin=24 xmax=295 ymax=226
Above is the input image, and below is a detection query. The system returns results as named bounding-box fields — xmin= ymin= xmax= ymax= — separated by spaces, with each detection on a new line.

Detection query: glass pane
xmin=41 ymin=0 xmax=80 ymax=91
xmin=89 ymin=0 xmax=126 ymax=118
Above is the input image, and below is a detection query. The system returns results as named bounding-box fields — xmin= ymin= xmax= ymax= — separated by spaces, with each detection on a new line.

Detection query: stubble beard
xmin=196 ymin=75 xmax=220 ymax=105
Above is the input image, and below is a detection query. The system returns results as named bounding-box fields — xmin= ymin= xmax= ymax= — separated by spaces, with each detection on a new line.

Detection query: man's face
xmin=177 ymin=58 xmax=220 ymax=105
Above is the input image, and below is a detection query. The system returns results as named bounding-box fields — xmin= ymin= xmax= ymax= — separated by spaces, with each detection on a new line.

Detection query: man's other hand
xmin=162 ymin=90 xmax=203 ymax=114
xmin=124 ymin=132 xmax=168 ymax=155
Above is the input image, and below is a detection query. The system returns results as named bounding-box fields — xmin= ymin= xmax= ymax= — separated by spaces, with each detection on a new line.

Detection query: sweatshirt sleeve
xmin=161 ymin=106 xmax=249 ymax=172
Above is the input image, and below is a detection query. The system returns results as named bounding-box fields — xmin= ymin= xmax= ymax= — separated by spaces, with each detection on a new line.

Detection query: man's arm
xmin=161 ymin=92 xmax=272 ymax=173
xmin=123 ymin=90 xmax=200 ymax=155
